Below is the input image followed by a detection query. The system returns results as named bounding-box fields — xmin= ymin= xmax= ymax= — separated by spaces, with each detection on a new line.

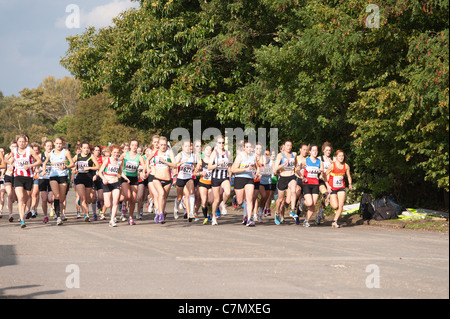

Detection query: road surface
xmin=0 ymin=187 xmax=448 ymax=300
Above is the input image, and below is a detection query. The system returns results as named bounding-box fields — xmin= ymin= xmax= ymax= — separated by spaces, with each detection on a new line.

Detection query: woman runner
xmin=325 ymin=150 xmax=353 ymax=228
xmin=73 ymin=142 xmax=100 ymax=222
xmin=208 ymin=135 xmax=231 ymax=223
xmin=91 ymin=145 xmax=105 ymax=220
xmin=152 ymin=137 xmax=176 ymax=224
xmin=119 ymin=139 xmax=146 ymax=225
xmin=3 ymin=141 xmax=18 ymax=222
xmin=231 ymin=141 xmax=259 ymax=227
xmin=196 ymin=144 xmax=213 ymax=225
xmin=174 ymin=140 xmax=197 ymax=222
xmin=299 ymin=145 xmax=324 ymax=227
xmin=273 ymin=140 xmax=298 ymax=225
xmin=98 ymin=144 xmax=126 ymax=227
xmin=316 ymin=142 xmax=335 ymax=224
xmin=37 ymin=140 xmax=54 ymax=224
xmin=11 ymin=135 xmax=42 ymax=228
xmin=42 ymin=136 xmax=75 ymax=226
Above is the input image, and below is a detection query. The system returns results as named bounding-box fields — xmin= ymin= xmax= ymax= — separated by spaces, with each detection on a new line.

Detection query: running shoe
xmin=121 ymin=214 xmax=127 ymax=222
xmin=332 ymin=221 xmax=341 ymax=228
xmin=303 ymin=220 xmax=310 ymax=227
xmin=93 ymin=213 xmax=98 ymax=221
xmin=159 ymin=213 xmax=166 ymax=224
xmin=0 ymin=211 xmax=2 ymax=219
xmin=76 ymin=211 xmax=82 ymax=219
xmin=257 ymin=212 xmax=263 ymax=223
xmin=20 ymin=220 xmax=26 ymax=228
xmin=99 ymin=213 xmax=105 ymax=220
xmin=25 ymin=211 xmax=32 ymax=219
xmin=174 ymin=201 xmax=179 ymax=219
xmin=203 ymin=217 xmax=209 ymax=225
xmin=295 ymin=215 xmax=300 ymax=225
xmin=57 ymin=217 xmax=63 ymax=225
xmin=154 ymin=213 xmax=160 ymax=224
xmin=43 ymin=216 xmax=49 ymax=224
xmin=49 ymin=206 xmax=54 ymax=217
xmin=274 ymin=214 xmax=280 ymax=225
xmin=84 ymin=215 xmax=90 ymax=222
xmin=129 ymin=217 xmax=136 ymax=225
xmin=211 ymin=217 xmax=218 ymax=226
xmin=147 ymin=198 xmax=154 ymax=213
xmin=109 ymin=220 xmax=117 ymax=227
xmin=220 ymin=202 xmax=227 ymax=215
xmin=61 ymin=214 xmax=67 ymax=221
xmin=242 ymin=215 xmax=248 ymax=225
xmin=246 ymin=218 xmax=255 ymax=227
xmin=31 ymin=210 xmax=37 ymax=218
xmin=323 ymin=192 xmax=330 ymax=207
xmin=9 ymin=215 xmax=14 ymax=222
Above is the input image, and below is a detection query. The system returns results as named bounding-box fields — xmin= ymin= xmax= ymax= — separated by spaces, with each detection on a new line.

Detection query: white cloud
xmin=55 ymin=0 xmax=139 ymax=30
xmin=83 ymin=0 xmax=139 ymax=28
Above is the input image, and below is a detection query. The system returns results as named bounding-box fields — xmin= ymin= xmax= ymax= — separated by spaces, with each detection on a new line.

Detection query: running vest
xmin=199 ymin=159 xmax=212 ymax=184
xmin=235 ymin=153 xmax=255 ymax=179
xmin=39 ymin=152 xmax=51 ymax=180
xmin=328 ymin=162 xmax=346 ymax=190
xmin=13 ymin=147 xmax=33 ymax=178
xmin=280 ymin=152 xmax=295 ymax=171
xmin=75 ymin=153 xmax=93 ymax=174
xmin=104 ymin=158 xmax=121 ymax=177
xmin=260 ymin=158 xmax=274 ymax=185
xmin=49 ymin=149 xmax=69 ymax=177
xmin=212 ymin=150 xmax=229 ymax=179
xmin=303 ymin=157 xmax=321 ymax=185
xmin=320 ymin=155 xmax=333 ymax=172
xmin=123 ymin=152 xmax=140 ymax=177
xmin=153 ymin=150 xmax=171 ymax=168
xmin=254 ymin=157 xmax=262 ymax=183
xmin=177 ymin=152 xmax=195 ymax=180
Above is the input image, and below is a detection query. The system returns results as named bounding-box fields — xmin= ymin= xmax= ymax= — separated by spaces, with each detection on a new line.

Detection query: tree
xmin=61 ymin=0 xmax=449 ymax=207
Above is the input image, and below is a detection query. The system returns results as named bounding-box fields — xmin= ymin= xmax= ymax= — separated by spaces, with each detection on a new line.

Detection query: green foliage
xmin=0 ymin=76 xmax=156 ymax=150
xmin=60 ymin=0 xmax=449 ymax=207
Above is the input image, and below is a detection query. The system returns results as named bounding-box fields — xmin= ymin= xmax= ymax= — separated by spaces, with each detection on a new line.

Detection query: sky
xmin=0 ymin=0 xmax=140 ymax=96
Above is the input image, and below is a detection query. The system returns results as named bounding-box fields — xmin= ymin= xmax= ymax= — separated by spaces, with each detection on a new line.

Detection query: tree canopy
xmin=60 ymin=0 xmax=449 ymax=207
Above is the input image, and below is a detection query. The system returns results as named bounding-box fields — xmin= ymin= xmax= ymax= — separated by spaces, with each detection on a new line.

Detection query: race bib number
xmin=217 ymin=159 xmax=228 ymax=169
xmin=155 ymin=156 xmax=168 ymax=168
xmin=285 ymin=159 xmax=295 ymax=170
xmin=202 ymin=169 xmax=212 ymax=181
xmin=106 ymin=164 xmax=120 ymax=176
xmin=306 ymin=166 xmax=319 ymax=179
xmin=180 ymin=165 xmax=193 ymax=175
xmin=77 ymin=161 xmax=88 ymax=173
xmin=333 ymin=175 xmax=344 ymax=188
xmin=125 ymin=161 xmax=138 ymax=173
xmin=16 ymin=159 xmax=30 ymax=169
xmin=53 ymin=161 xmax=65 ymax=170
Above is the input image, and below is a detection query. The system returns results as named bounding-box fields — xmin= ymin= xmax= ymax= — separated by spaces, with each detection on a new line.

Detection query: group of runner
xmin=0 ymin=134 xmax=352 ymax=229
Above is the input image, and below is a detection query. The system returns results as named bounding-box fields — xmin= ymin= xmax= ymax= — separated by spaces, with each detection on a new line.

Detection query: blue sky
xmin=0 ymin=0 xmax=139 ymax=96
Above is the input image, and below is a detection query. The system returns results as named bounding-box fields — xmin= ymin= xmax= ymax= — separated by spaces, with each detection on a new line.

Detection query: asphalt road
xmin=0 ymin=187 xmax=448 ymax=300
